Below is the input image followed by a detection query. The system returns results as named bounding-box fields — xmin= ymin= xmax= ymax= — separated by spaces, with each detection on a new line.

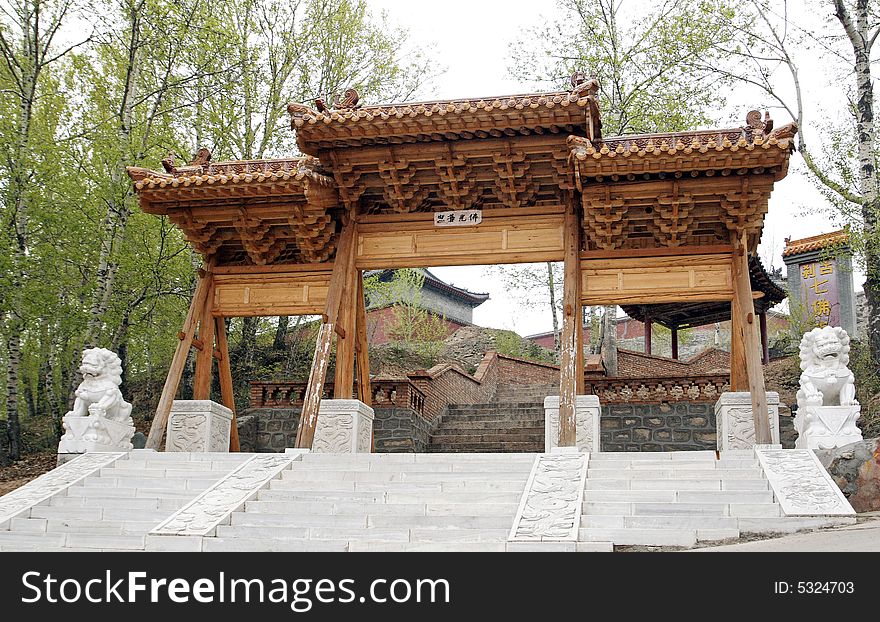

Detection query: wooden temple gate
xmin=127 ymin=76 xmax=797 ymax=451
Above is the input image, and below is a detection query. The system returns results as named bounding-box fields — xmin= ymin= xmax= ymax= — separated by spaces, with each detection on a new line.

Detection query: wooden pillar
xmin=333 ymin=267 xmax=357 ymax=399
xmin=644 ymin=316 xmax=653 ymax=355
xmin=215 ymin=317 xmax=239 ymax=451
xmin=146 ymin=265 xmax=213 ymax=450
xmin=759 ymin=311 xmax=770 ymax=365
xmin=732 ymin=238 xmax=771 ymax=444
xmin=295 ymin=221 xmax=357 ymax=449
xmin=354 ymin=273 xmax=372 ymax=407
xmin=729 ymin=297 xmax=748 ymax=391
xmin=671 ymin=326 xmax=679 ymax=360
xmin=192 ymin=279 xmax=216 ymax=400
xmin=575 ymin=271 xmax=585 ymax=394
xmin=558 ymin=202 xmax=581 ymax=447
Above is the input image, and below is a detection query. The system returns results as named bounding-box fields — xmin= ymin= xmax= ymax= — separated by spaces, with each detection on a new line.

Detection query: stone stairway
xmin=494 ymin=384 xmax=557 ymax=404
xmin=0 ymin=452 xmax=251 ymax=551
xmin=428 ymin=403 xmax=544 ymax=452
xmin=579 ymin=450 xmax=855 ymax=548
xmin=0 ymin=449 xmax=858 ymax=552
xmin=201 ymin=452 xmax=537 ymax=551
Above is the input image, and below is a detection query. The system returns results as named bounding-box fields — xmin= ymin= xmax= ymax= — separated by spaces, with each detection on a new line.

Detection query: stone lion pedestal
xmin=794 ymin=327 xmax=863 ymax=450
xmin=543 ymin=395 xmax=601 ymax=453
xmin=312 ymin=399 xmax=374 ymax=453
xmin=715 ymin=392 xmax=781 ymax=451
xmin=166 ymin=400 xmax=232 ymax=452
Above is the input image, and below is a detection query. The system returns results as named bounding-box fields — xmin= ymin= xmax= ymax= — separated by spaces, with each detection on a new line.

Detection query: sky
xmin=364 ymin=0 xmax=859 ymax=337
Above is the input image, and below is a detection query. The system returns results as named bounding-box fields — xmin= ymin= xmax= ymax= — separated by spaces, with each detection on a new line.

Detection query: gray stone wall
xmin=373 ymin=407 xmax=432 ymax=453
xmin=419 ymin=286 xmax=474 ymax=325
xmin=600 ymin=403 xmax=717 ymax=451
xmin=239 ymin=406 xmax=432 ymax=453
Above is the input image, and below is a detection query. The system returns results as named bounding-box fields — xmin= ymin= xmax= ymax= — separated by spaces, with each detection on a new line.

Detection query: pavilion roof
xmin=782 ymin=229 xmax=849 ymax=257
xmin=126 ymin=75 xmax=797 ymax=268
xmin=621 ymin=254 xmax=786 ymax=330
xmin=288 ymin=80 xmax=600 ymax=155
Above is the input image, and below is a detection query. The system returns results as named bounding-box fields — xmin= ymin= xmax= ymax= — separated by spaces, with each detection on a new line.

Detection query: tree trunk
xmin=835 ymin=0 xmax=880 ymax=365
xmin=5 ymin=329 xmax=23 ymax=461
xmin=274 ymin=316 xmax=289 ymax=350
xmin=602 ymin=305 xmax=618 ymax=375
xmin=547 ymin=262 xmax=560 ymax=353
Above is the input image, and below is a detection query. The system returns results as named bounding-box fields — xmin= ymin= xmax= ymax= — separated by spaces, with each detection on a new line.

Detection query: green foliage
xmin=374 ymin=269 xmax=448 ymax=366
xmin=0 ymin=0 xmax=434 ymax=461
xmin=494 ymin=330 xmax=557 ymax=364
xmin=509 ymin=0 xmax=739 ymax=135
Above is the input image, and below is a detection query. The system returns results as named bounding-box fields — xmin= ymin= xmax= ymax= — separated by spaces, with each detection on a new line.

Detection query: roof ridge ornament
xmin=161 ymin=147 xmax=212 ymax=175
xmin=570 ymin=71 xmax=602 ymax=142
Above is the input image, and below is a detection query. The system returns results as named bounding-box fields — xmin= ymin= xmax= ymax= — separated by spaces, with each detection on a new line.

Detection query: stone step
xmin=246 ymin=497 xmax=519 ymax=516
xmin=272 ymin=480 xmax=522 ymax=493
xmin=428 ymin=434 xmax=544 ymax=444
xmin=584 ymin=490 xmax=774 ymax=504
xmin=584 ymin=478 xmax=769 ymax=491
xmin=202 ymin=538 xmax=349 ymax=552
xmin=427 ymin=442 xmax=543 ymax=452
xmin=579 ymin=527 xmax=698 ymax=547
xmin=583 ymin=502 xmax=783 ymax=517
xmin=8 ymin=515 xmax=157 ymax=535
xmin=62 ymin=533 xmax=147 ymax=550
xmin=588 ymin=459 xmax=758 ymax=470
xmin=230 ymin=513 xmax=371 ymax=529
xmin=349 ymin=541 xmax=509 ymax=552
xmin=581 ymin=515 xmax=739 ymax=530
xmin=594 ymin=451 xmax=719 ymax=461
xmin=366 ymin=514 xmax=513 ymax=530
xmin=435 ymin=414 xmax=545 ymax=423
xmin=587 ymin=469 xmax=763 ymax=480
xmin=299 ymin=453 xmax=537 ymax=463
xmin=280 ymin=470 xmax=529 ymax=485
xmin=435 ymin=421 xmax=546 ymax=431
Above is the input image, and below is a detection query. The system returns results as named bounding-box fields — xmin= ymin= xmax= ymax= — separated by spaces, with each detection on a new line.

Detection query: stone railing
xmin=249 ymin=378 xmax=427 ymax=418
xmin=584 ymin=374 xmax=730 ymax=404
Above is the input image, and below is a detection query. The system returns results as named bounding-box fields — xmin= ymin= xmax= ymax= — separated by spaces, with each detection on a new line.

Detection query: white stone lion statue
xmin=796 ymin=326 xmax=858 ymax=409
xmin=794 ymin=326 xmax=862 ymax=449
xmin=67 ymin=348 xmax=133 ymax=421
xmin=58 ymin=348 xmax=134 ymax=457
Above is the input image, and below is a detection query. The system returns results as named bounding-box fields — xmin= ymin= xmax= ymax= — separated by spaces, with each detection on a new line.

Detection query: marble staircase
xmin=0 ymin=448 xmax=857 ymax=552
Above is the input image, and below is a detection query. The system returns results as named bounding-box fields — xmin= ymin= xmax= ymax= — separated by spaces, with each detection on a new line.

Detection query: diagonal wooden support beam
xmin=732 ymin=234 xmax=771 ymax=444
xmin=295 ymin=221 xmax=357 ymax=449
xmin=146 ymin=264 xmax=213 ymax=450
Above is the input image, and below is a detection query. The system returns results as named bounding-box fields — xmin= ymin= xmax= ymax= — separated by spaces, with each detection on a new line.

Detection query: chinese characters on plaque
xmin=433 ymin=210 xmax=482 ymax=227
xmin=799 ymin=259 xmax=840 ymax=328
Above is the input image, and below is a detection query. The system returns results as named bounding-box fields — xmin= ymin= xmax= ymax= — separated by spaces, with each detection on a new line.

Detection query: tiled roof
xmin=126 ymin=157 xmax=334 ymax=192
xmin=782 ymin=230 xmax=849 ymax=257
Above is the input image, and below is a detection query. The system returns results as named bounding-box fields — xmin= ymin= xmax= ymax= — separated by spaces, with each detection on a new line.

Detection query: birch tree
xmin=0 ymin=0 xmax=90 ymax=460
xmin=712 ymin=0 xmax=880 ymax=366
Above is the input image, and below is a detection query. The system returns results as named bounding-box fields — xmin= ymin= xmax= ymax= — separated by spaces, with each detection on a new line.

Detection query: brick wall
xmin=366 ymin=305 xmax=466 ymax=345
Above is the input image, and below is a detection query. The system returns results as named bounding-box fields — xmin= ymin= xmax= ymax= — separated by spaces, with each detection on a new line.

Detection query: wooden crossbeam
xmin=146 ymin=266 xmax=213 ymax=450
xmin=295 ymin=220 xmax=357 ymax=449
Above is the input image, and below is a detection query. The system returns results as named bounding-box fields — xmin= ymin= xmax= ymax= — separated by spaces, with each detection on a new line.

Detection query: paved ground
xmin=692 ymin=514 xmax=880 ymax=552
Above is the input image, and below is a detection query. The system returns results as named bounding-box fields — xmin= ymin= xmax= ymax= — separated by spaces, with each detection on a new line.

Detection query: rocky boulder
xmin=816 ymin=437 xmax=880 ymax=513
